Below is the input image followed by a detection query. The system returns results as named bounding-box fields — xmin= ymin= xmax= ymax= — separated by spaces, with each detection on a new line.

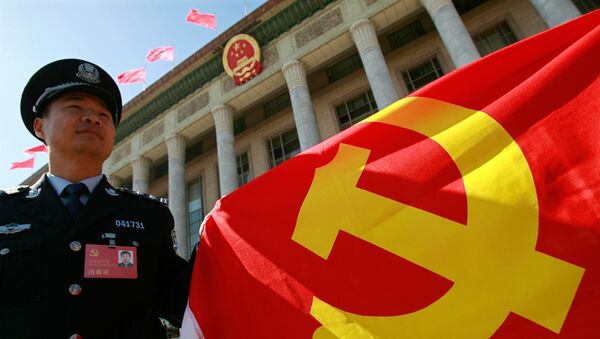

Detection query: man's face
xmin=33 ymin=91 xmax=116 ymax=161
xmin=121 ymin=252 xmax=131 ymax=264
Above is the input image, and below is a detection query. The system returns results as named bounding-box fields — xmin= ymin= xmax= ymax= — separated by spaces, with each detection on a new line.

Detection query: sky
xmin=0 ymin=0 xmax=267 ymax=188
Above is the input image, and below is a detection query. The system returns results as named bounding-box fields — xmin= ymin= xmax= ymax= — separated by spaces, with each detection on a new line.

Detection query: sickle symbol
xmin=292 ymin=97 xmax=584 ymax=338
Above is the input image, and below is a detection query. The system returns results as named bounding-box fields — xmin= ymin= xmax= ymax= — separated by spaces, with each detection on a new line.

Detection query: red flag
xmin=24 ymin=144 xmax=48 ymax=155
xmin=10 ymin=157 xmax=34 ymax=170
xmin=185 ymin=9 xmax=216 ymax=30
xmin=146 ymin=46 xmax=175 ymax=62
xmin=183 ymin=11 xmax=600 ymax=339
xmin=116 ymin=68 xmax=146 ymax=84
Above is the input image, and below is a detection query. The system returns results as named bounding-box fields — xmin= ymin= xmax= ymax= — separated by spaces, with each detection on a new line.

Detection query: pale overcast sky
xmin=0 ymin=0 xmax=266 ymax=188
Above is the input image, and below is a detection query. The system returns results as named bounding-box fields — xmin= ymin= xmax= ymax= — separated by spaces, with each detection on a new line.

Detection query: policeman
xmin=0 ymin=59 xmax=191 ymax=339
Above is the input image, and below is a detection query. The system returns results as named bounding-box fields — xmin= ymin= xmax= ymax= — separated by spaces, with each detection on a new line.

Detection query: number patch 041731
xmin=115 ymin=220 xmax=145 ymax=229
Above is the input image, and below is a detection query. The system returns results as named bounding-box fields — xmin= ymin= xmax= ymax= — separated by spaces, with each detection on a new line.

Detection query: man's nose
xmin=82 ymin=110 xmax=102 ymax=125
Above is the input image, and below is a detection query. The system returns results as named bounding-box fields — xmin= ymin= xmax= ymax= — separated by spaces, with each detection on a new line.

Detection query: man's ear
xmin=33 ymin=117 xmax=46 ymax=141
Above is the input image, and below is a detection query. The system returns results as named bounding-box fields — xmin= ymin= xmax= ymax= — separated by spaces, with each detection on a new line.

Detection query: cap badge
xmin=76 ymin=63 xmax=101 ymax=84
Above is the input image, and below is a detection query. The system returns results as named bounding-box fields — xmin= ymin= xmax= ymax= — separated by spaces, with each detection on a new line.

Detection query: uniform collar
xmin=24 ymin=174 xmax=123 ymax=234
xmin=47 ymin=173 xmax=103 ymax=196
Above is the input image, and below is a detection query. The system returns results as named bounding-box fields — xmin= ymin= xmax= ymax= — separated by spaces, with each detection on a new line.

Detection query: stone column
xmin=131 ymin=156 xmax=151 ymax=193
xmin=211 ymin=104 xmax=239 ymax=197
xmin=107 ymin=175 xmax=123 ymax=188
xmin=420 ymin=0 xmax=480 ymax=68
xmin=529 ymin=0 xmax=580 ymax=27
xmin=350 ymin=19 xmax=400 ymax=110
xmin=282 ymin=60 xmax=321 ymax=150
xmin=166 ymin=134 xmax=189 ymax=258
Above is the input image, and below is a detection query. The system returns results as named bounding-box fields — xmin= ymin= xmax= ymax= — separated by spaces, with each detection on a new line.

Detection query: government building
xmin=23 ymin=0 xmax=599 ymax=258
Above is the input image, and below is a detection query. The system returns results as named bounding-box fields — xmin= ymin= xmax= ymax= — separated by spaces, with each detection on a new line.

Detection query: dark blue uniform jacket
xmin=0 ymin=175 xmax=191 ymax=339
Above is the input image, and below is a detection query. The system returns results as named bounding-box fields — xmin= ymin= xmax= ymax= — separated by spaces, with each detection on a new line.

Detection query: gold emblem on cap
xmin=76 ymin=63 xmax=101 ymax=84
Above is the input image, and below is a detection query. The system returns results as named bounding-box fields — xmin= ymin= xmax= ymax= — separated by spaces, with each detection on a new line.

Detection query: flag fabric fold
xmin=10 ymin=157 xmax=35 ymax=170
xmin=116 ymin=68 xmax=146 ymax=84
xmin=146 ymin=46 xmax=175 ymax=62
xmin=185 ymin=9 xmax=216 ymax=29
xmin=184 ymin=10 xmax=600 ymax=339
xmin=24 ymin=144 xmax=47 ymax=155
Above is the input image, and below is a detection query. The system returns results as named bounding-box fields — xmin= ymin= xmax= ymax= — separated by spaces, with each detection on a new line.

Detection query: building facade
xmin=29 ymin=0 xmax=599 ymax=258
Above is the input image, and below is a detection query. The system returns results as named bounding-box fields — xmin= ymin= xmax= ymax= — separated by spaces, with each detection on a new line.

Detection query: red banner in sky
xmin=182 ymin=10 xmax=600 ymax=339
xmin=186 ymin=9 xmax=216 ymax=30
xmin=10 ymin=157 xmax=34 ymax=170
xmin=146 ymin=46 xmax=174 ymax=62
xmin=116 ymin=68 xmax=146 ymax=84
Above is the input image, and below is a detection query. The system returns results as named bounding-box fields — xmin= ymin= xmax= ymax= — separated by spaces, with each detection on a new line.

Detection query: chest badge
xmin=84 ymin=244 xmax=138 ymax=279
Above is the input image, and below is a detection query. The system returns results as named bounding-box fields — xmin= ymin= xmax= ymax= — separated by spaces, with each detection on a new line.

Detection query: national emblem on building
xmin=223 ymin=34 xmax=263 ymax=85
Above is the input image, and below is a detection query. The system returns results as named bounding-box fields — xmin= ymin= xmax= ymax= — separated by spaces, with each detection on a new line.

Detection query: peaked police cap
xmin=20 ymin=59 xmax=122 ymax=141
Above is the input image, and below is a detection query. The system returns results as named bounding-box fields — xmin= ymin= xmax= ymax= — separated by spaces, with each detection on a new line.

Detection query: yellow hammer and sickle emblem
xmin=292 ymin=97 xmax=584 ymax=338
xmin=89 ymin=249 xmax=99 ymax=257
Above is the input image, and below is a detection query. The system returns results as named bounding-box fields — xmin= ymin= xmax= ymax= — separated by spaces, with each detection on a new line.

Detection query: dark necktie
xmin=62 ymin=183 xmax=88 ymax=220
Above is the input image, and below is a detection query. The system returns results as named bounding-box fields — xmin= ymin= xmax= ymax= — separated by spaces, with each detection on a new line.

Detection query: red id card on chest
xmin=84 ymin=244 xmax=138 ymax=279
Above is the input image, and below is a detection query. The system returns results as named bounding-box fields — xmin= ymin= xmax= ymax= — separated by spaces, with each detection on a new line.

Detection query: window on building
xmin=237 ymin=152 xmax=252 ymax=186
xmin=335 ymin=90 xmax=378 ymax=130
xmin=234 ymin=116 xmax=247 ymax=135
xmin=263 ymin=92 xmax=291 ymax=119
xmin=455 ymin=0 xmax=488 ymax=14
xmin=267 ymin=128 xmax=300 ymax=168
xmin=402 ymin=57 xmax=444 ymax=93
xmin=185 ymin=140 xmax=203 ymax=163
xmin=326 ymin=53 xmax=363 ymax=84
xmin=572 ymin=0 xmax=600 ymax=13
xmin=188 ymin=179 xmax=204 ymax=251
xmin=473 ymin=21 xmax=518 ymax=56
xmin=388 ymin=19 xmax=426 ymax=51
xmin=149 ymin=160 xmax=168 ymax=181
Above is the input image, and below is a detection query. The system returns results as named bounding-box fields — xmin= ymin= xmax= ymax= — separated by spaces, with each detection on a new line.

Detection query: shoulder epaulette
xmin=0 ymin=185 xmax=29 ymax=198
xmin=116 ymin=187 xmax=168 ymax=206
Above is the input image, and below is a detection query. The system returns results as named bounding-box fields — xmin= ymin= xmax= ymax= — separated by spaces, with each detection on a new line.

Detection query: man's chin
xmin=72 ymin=145 xmax=112 ymax=160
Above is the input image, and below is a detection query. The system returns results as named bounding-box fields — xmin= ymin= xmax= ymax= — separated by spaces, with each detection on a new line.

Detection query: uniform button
xmin=0 ymin=248 xmax=9 ymax=256
xmin=70 ymin=334 xmax=82 ymax=339
xmin=69 ymin=241 xmax=82 ymax=252
xmin=132 ymin=241 xmax=139 ymax=247
xmin=68 ymin=284 xmax=82 ymax=296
